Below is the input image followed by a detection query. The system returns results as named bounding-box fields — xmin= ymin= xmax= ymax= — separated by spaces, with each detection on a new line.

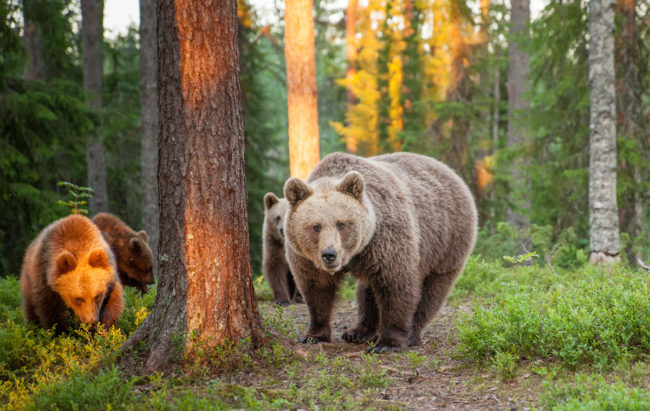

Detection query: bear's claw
xmin=365 ymin=345 xmax=400 ymax=354
xmin=342 ymin=329 xmax=377 ymax=344
xmin=300 ymin=336 xmax=321 ymax=344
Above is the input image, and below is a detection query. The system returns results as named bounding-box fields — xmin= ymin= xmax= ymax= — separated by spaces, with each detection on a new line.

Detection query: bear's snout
xmin=279 ymin=227 xmax=284 ymax=237
xmin=321 ymin=248 xmax=338 ymax=266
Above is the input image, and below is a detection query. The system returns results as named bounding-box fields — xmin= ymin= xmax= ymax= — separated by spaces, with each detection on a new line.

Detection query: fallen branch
xmin=638 ymin=258 xmax=650 ymax=271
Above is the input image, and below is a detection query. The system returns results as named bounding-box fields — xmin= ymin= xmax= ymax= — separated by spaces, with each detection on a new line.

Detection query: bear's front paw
xmin=365 ymin=345 xmax=400 ymax=354
xmin=342 ymin=328 xmax=377 ymax=344
xmin=300 ymin=335 xmax=329 ymax=344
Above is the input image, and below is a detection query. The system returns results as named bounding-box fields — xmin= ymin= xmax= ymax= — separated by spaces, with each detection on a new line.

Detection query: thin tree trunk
xmin=285 ymin=0 xmax=320 ymax=179
xmin=81 ymin=0 xmax=108 ymax=213
xmin=22 ymin=0 xmax=45 ymax=81
xmin=588 ymin=0 xmax=620 ymax=264
xmin=139 ymin=0 xmax=159 ymax=276
xmin=492 ymin=66 xmax=500 ymax=147
xmin=344 ymin=0 xmax=358 ymax=154
xmin=505 ymin=0 xmax=530 ymax=231
xmin=121 ymin=0 xmax=264 ymax=372
xmin=615 ymin=0 xmax=643 ymax=263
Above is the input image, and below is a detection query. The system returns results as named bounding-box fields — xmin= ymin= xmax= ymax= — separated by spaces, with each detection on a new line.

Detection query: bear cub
xmin=283 ymin=152 xmax=478 ymax=352
xmin=92 ymin=213 xmax=154 ymax=294
xmin=263 ymin=193 xmax=302 ymax=305
xmin=20 ymin=214 xmax=125 ymax=331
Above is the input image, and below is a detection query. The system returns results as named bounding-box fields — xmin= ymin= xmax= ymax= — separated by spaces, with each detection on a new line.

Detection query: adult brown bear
xmin=283 ymin=152 xmax=477 ymax=352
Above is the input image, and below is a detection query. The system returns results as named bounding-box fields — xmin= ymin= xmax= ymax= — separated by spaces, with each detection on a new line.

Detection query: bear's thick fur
xmin=263 ymin=193 xmax=302 ymax=305
xmin=20 ymin=214 xmax=124 ymax=331
xmin=284 ymin=152 xmax=477 ymax=352
xmin=92 ymin=213 xmax=154 ymax=294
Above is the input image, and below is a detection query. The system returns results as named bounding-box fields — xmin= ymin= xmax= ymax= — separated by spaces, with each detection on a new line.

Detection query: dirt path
xmin=258 ymin=300 xmax=530 ymax=410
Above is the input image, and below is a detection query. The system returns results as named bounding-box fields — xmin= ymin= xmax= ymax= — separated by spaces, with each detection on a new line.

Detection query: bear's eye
xmin=74 ymin=297 xmax=84 ymax=306
xmin=275 ymin=216 xmax=281 ymax=223
xmin=336 ymin=222 xmax=345 ymax=231
xmin=313 ymin=225 xmax=321 ymax=233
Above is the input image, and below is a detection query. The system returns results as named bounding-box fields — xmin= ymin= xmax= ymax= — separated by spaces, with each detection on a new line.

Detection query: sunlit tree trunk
xmin=506 ymin=0 xmax=530 ymax=231
xmin=81 ymin=0 xmax=108 ymax=213
xmin=284 ymin=0 xmax=320 ymax=179
xmin=22 ymin=0 xmax=45 ymax=81
xmin=344 ymin=0 xmax=358 ymax=154
xmin=588 ymin=0 xmax=620 ymax=264
xmin=121 ymin=0 xmax=264 ymax=371
xmin=139 ymin=0 xmax=159 ymax=276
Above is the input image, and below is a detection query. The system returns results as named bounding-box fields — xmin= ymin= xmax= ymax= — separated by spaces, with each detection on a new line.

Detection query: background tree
xmin=139 ymin=0 xmax=158 ymax=275
xmin=505 ymin=0 xmax=530 ymax=231
xmin=588 ymin=0 xmax=620 ymax=264
xmin=121 ymin=0 xmax=264 ymax=371
xmin=284 ymin=0 xmax=321 ymax=179
xmin=81 ymin=0 xmax=108 ymax=213
xmin=344 ymin=0 xmax=358 ymax=154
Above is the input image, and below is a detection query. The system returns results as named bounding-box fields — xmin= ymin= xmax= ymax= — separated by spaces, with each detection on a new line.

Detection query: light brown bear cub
xmin=263 ymin=193 xmax=302 ymax=305
xmin=20 ymin=214 xmax=124 ymax=331
xmin=284 ymin=152 xmax=477 ymax=352
xmin=92 ymin=213 xmax=154 ymax=294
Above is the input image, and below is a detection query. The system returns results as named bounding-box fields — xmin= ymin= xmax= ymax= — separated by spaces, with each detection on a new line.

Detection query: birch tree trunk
xmin=506 ymin=0 xmax=530 ymax=231
xmin=121 ymin=0 xmax=264 ymax=372
xmin=588 ymin=0 xmax=620 ymax=264
xmin=139 ymin=0 xmax=159 ymax=276
xmin=81 ymin=0 xmax=108 ymax=213
xmin=284 ymin=0 xmax=320 ymax=179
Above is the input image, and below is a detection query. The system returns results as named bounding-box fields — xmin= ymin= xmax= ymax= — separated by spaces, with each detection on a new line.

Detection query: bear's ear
xmin=264 ymin=192 xmax=280 ymax=211
xmin=284 ymin=178 xmax=313 ymax=208
xmin=129 ymin=238 xmax=144 ymax=255
xmin=54 ymin=251 xmax=77 ymax=277
xmin=336 ymin=171 xmax=365 ymax=201
xmin=137 ymin=230 xmax=148 ymax=241
xmin=88 ymin=249 xmax=109 ymax=268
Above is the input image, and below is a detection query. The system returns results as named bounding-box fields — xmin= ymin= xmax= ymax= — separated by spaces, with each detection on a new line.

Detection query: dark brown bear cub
xmin=263 ymin=193 xmax=302 ymax=305
xmin=92 ymin=213 xmax=154 ymax=294
xmin=284 ymin=152 xmax=477 ymax=352
xmin=20 ymin=214 xmax=124 ymax=331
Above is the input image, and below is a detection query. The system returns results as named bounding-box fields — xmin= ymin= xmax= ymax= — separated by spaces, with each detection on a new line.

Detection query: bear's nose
xmin=279 ymin=227 xmax=284 ymax=236
xmin=321 ymin=248 xmax=337 ymax=265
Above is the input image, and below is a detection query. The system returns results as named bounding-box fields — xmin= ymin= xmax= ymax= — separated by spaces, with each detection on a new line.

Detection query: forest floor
xmin=254 ymin=298 xmax=534 ymax=410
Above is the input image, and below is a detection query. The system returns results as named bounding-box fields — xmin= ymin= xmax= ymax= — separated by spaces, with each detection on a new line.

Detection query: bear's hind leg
xmin=409 ymin=266 xmax=462 ymax=346
xmin=342 ymin=284 xmax=378 ymax=343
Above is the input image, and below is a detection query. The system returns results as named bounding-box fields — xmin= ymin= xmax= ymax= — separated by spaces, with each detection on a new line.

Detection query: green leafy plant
xmin=56 ymin=181 xmax=93 ymax=215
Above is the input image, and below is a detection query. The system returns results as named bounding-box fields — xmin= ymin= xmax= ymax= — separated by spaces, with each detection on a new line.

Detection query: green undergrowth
xmin=0 ymin=277 xmax=155 ymax=410
xmin=456 ymin=262 xmax=650 ymax=369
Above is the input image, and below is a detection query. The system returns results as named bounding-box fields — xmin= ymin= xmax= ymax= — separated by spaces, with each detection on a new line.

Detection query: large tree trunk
xmin=22 ymin=0 xmax=45 ymax=81
xmin=588 ymin=0 xmax=620 ymax=264
xmin=121 ymin=0 xmax=264 ymax=372
xmin=505 ymin=0 xmax=530 ymax=231
xmin=284 ymin=0 xmax=320 ymax=179
xmin=344 ymin=0 xmax=358 ymax=154
xmin=81 ymin=0 xmax=108 ymax=213
xmin=139 ymin=0 xmax=159 ymax=276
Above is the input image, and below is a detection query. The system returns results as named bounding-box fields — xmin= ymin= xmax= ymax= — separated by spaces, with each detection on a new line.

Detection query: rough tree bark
xmin=139 ymin=0 xmax=159 ymax=276
xmin=120 ymin=0 xmax=264 ymax=372
xmin=22 ymin=0 xmax=45 ymax=81
xmin=344 ymin=0 xmax=358 ymax=154
xmin=615 ymin=0 xmax=643 ymax=263
xmin=81 ymin=0 xmax=108 ymax=213
xmin=505 ymin=0 xmax=530 ymax=232
xmin=284 ymin=0 xmax=320 ymax=179
xmin=588 ymin=0 xmax=620 ymax=264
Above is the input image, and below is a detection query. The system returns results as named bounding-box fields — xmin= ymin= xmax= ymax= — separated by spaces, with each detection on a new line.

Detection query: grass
xmin=1 ymin=258 xmax=649 ymax=409
xmin=455 ymin=262 xmax=650 ymax=369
